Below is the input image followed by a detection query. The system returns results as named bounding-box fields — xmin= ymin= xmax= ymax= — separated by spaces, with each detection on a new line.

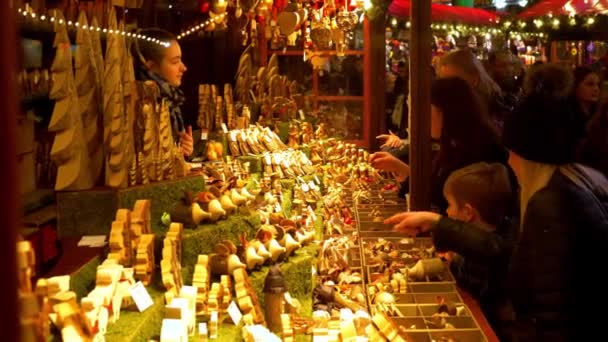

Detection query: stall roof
xmin=518 ymin=0 xmax=608 ymax=19
xmin=388 ymin=0 xmax=501 ymax=25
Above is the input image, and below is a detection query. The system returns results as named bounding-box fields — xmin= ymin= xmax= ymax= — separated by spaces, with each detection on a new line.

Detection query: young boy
xmin=439 ymin=162 xmax=515 ymax=325
xmin=385 ymin=162 xmax=516 ymax=334
xmin=443 ymin=162 xmax=513 ymax=234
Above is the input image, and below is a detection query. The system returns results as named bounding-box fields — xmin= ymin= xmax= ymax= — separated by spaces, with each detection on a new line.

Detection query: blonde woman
xmin=386 ymin=64 xmax=608 ymax=341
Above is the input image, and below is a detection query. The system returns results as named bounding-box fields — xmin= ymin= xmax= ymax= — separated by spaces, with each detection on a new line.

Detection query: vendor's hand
xmin=384 ymin=211 xmax=441 ymax=236
xmin=369 ymin=151 xmax=410 ymax=181
xmin=376 ymin=130 xmax=403 ymax=149
xmin=179 ymin=126 xmax=194 ymax=157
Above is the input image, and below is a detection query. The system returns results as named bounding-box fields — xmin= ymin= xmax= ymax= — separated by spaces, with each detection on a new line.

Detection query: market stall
xmin=10 ymin=0 xmax=501 ymax=341
xmin=510 ymin=0 xmax=608 ymax=65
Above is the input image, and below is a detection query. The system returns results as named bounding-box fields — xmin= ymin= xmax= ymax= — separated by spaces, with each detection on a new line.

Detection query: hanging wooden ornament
xmin=277 ymin=11 xmax=299 ymax=36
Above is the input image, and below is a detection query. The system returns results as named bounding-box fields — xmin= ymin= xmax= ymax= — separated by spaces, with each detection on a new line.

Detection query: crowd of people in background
xmin=377 ymin=49 xmax=608 ymax=341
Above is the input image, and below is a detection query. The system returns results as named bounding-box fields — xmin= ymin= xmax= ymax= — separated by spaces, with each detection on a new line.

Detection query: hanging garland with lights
xmin=501 ymin=13 xmax=606 ymax=33
xmin=177 ymin=0 xmax=230 ymax=39
xmin=16 ymin=6 xmax=170 ymax=47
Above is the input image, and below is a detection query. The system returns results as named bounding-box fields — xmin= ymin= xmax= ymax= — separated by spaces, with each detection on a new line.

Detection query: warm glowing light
xmin=17 ymin=7 xmax=169 ymax=47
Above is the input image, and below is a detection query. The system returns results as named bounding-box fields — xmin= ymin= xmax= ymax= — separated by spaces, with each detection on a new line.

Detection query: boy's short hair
xmin=443 ymin=162 xmax=513 ymax=226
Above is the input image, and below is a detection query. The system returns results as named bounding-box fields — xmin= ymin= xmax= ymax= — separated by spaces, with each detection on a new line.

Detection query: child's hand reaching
xmin=384 ymin=211 xmax=441 ymax=236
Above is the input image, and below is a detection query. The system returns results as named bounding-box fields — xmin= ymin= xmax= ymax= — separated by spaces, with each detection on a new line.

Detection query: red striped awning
xmin=388 ymin=0 xmax=501 ymax=25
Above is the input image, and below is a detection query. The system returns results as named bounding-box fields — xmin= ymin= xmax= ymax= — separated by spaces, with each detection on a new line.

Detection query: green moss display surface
xmin=56 ymin=176 xmax=205 ymax=237
xmin=104 ymin=286 xmax=166 ymax=342
xmin=69 ymin=256 xmax=101 ymax=300
xmin=56 ymin=171 xmax=323 ymax=341
xmin=103 ymin=244 xmax=318 ymax=342
xmin=181 ymin=211 xmax=261 ymax=283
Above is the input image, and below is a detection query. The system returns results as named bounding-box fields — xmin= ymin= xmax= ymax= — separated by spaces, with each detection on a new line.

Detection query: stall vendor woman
xmin=133 ymin=28 xmax=193 ymax=157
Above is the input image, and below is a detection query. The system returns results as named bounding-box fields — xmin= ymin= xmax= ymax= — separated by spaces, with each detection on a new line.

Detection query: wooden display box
xmin=56 ymin=175 xmax=205 ymax=237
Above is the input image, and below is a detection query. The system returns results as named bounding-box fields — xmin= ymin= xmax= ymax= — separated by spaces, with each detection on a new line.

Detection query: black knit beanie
xmin=502 ymin=64 xmax=585 ymax=165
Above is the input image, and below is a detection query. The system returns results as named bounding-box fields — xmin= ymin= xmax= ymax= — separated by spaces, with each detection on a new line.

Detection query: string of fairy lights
xmin=388 ymin=11 xmax=605 ymax=41
xmin=17 ymin=7 xmax=170 ymax=47
xmin=502 ymin=13 xmax=603 ymax=31
xmin=176 ymin=12 xmax=228 ymax=40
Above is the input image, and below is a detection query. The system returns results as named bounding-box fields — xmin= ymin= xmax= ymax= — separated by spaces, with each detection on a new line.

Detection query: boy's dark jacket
xmin=432 ymin=213 xmax=516 ymax=332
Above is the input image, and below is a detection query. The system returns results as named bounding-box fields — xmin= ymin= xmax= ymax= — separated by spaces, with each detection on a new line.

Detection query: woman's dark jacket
xmin=507 ymin=167 xmax=608 ymax=341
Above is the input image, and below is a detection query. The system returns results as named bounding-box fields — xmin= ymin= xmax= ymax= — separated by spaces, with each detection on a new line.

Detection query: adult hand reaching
xmin=376 ymin=130 xmax=404 ymax=149
xmin=179 ymin=125 xmax=194 ymax=157
xmin=369 ymin=151 xmax=410 ymax=181
xmin=384 ymin=211 xmax=441 ymax=236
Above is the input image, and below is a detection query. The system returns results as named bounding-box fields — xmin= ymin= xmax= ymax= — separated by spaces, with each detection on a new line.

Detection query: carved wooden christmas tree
xmin=158 ymin=99 xmax=176 ymax=181
xmin=120 ymin=21 xmax=137 ymax=186
xmin=139 ymin=81 xmax=161 ymax=182
xmin=75 ymin=10 xmax=103 ymax=187
xmin=103 ymin=8 xmax=129 ymax=187
xmin=48 ymin=10 xmax=92 ymax=190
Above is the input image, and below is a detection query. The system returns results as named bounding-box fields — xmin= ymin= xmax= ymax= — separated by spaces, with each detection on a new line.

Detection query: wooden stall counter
xmin=459 ymin=289 xmax=500 ymax=342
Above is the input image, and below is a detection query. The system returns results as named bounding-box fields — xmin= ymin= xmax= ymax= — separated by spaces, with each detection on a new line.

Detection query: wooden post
xmin=0 ymin=1 xmax=20 ymax=340
xmin=409 ymin=0 xmax=432 ymax=210
xmin=365 ymin=14 xmax=386 ymax=150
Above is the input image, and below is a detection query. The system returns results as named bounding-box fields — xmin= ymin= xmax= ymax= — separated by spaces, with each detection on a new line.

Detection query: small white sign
xmin=199 ymin=323 xmax=208 ymax=337
xmin=78 ymin=235 xmax=107 ymax=247
xmin=227 ymin=301 xmax=243 ymax=325
xmin=221 ymin=123 xmax=228 ymax=133
xmin=128 ymin=281 xmax=153 ymax=312
xmin=201 ymin=129 xmax=209 ymax=140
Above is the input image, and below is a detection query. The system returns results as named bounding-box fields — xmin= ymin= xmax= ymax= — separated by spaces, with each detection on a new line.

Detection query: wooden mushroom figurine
xmin=238 ymin=234 xmax=265 ymax=270
xmin=209 ymin=240 xmax=246 ymax=276
xmin=256 ymin=226 xmax=286 ymax=263
xmin=170 ymin=191 xmax=211 ymax=228
xmin=407 ymin=258 xmax=445 ymax=281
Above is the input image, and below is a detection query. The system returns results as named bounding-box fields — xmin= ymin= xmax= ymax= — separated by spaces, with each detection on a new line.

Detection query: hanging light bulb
xmin=235 ymin=0 xmax=243 ymax=18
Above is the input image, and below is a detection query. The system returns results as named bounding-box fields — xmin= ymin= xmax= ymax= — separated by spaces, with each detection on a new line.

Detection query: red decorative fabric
xmin=518 ymin=0 xmax=608 ymax=19
xmin=388 ymin=0 xmax=501 ymax=25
